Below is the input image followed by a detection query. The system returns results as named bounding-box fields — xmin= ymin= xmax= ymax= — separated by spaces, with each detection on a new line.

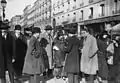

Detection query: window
xmin=81 ymin=10 xmax=83 ymax=20
xmin=89 ymin=7 xmax=93 ymax=18
xmin=100 ymin=4 xmax=105 ymax=16
xmin=114 ymin=0 xmax=118 ymax=12
xmin=74 ymin=12 xmax=76 ymax=15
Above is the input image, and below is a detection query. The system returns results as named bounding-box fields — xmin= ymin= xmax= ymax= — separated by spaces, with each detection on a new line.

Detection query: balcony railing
xmin=112 ymin=10 xmax=120 ymax=15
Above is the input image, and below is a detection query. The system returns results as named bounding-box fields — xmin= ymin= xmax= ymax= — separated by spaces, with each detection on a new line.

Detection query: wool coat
xmin=12 ymin=32 xmax=27 ymax=76
xmin=0 ymin=32 xmax=14 ymax=78
xmin=23 ymin=36 xmax=45 ymax=75
xmin=97 ymin=38 xmax=108 ymax=80
xmin=64 ymin=36 xmax=81 ymax=73
xmin=81 ymin=34 xmax=98 ymax=75
xmin=0 ymin=32 xmax=5 ymax=78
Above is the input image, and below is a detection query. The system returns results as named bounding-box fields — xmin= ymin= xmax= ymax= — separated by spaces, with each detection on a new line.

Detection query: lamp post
xmin=1 ymin=0 xmax=7 ymax=21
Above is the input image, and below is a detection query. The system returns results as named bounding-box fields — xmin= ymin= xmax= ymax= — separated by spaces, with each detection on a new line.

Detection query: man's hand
xmin=12 ymin=58 xmax=15 ymax=63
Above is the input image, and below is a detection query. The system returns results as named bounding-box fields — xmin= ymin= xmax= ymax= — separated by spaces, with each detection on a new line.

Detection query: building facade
xmin=18 ymin=0 xmax=52 ymax=30
xmin=0 ymin=0 xmax=3 ymax=21
xmin=51 ymin=0 xmax=120 ymax=33
xmin=33 ymin=0 xmax=51 ymax=30
xmin=10 ymin=15 xmax=22 ymax=30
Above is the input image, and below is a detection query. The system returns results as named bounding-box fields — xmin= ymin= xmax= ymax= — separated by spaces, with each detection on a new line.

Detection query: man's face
xmin=15 ymin=30 xmax=21 ymax=35
xmin=1 ymin=30 xmax=7 ymax=34
xmin=36 ymin=33 xmax=40 ymax=38
xmin=81 ymin=30 xmax=87 ymax=37
xmin=46 ymin=30 xmax=51 ymax=34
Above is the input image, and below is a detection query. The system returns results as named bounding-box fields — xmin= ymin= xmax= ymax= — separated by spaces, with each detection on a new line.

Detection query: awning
xmin=79 ymin=15 xmax=120 ymax=25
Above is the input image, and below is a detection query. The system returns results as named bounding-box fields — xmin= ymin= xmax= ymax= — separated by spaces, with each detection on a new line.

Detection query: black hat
xmin=0 ymin=22 xmax=10 ymax=30
xmin=32 ymin=27 xmax=41 ymax=33
xmin=68 ymin=28 xmax=77 ymax=34
xmin=24 ymin=27 xmax=31 ymax=32
xmin=15 ymin=25 xmax=21 ymax=30
xmin=45 ymin=25 xmax=52 ymax=31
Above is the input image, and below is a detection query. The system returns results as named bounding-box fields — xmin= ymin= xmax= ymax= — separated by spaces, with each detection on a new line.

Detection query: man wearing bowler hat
xmin=0 ymin=22 xmax=15 ymax=83
xmin=12 ymin=25 xmax=27 ymax=79
xmin=64 ymin=25 xmax=81 ymax=83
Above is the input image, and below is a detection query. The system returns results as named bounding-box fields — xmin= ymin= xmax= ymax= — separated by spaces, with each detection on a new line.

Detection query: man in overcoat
xmin=80 ymin=27 xmax=98 ymax=83
xmin=64 ymin=25 xmax=81 ymax=83
xmin=0 ymin=21 xmax=6 ymax=83
xmin=12 ymin=25 xmax=27 ymax=78
xmin=0 ymin=22 xmax=15 ymax=83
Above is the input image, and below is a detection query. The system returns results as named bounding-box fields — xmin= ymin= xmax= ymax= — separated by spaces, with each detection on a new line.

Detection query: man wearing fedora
xmin=0 ymin=22 xmax=15 ymax=83
xmin=12 ymin=25 xmax=27 ymax=79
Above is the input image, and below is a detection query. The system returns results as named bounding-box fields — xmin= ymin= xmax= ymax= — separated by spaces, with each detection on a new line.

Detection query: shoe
xmin=62 ymin=76 xmax=67 ymax=80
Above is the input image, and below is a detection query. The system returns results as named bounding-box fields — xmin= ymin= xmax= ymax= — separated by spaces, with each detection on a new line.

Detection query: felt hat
xmin=32 ymin=27 xmax=41 ymax=33
xmin=45 ymin=25 xmax=52 ymax=31
xmin=0 ymin=22 xmax=10 ymax=30
xmin=14 ymin=25 xmax=21 ymax=30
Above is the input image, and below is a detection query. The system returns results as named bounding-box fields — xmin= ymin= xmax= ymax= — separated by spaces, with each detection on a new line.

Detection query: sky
xmin=6 ymin=0 xmax=36 ymax=20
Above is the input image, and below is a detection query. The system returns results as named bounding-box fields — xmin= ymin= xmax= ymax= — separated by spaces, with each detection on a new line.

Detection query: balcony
xmin=112 ymin=10 xmax=120 ymax=15
xmin=89 ymin=0 xmax=94 ymax=3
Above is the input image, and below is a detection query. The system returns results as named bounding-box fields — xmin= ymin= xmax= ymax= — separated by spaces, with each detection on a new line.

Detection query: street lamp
xmin=1 ymin=0 xmax=7 ymax=21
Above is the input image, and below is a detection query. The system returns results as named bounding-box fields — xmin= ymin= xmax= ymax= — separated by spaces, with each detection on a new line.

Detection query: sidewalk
xmin=46 ymin=77 xmax=68 ymax=83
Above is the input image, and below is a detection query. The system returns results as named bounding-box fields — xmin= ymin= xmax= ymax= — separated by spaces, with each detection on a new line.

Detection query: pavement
xmin=46 ymin=77 xmax=68 ymax=83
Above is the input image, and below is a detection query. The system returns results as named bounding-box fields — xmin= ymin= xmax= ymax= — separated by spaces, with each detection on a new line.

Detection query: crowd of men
xmin=0 ymin=20 xmax=120 ymax=83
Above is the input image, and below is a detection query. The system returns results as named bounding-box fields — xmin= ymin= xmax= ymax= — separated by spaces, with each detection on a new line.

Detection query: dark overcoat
xmin=53 ymin=39 xmax=66 ymax=67
xmin=64 ymin=36 xmax=81 ymax=73
xmin=0 ymin=32 xmax=5 ymax=78
xmin=1 ymin=32 xmax=14 ymax=72
xmin=12 ymin=32 xmax=27 ymax=76
xmin=97 ymin=39 xmax=108 ymax=80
